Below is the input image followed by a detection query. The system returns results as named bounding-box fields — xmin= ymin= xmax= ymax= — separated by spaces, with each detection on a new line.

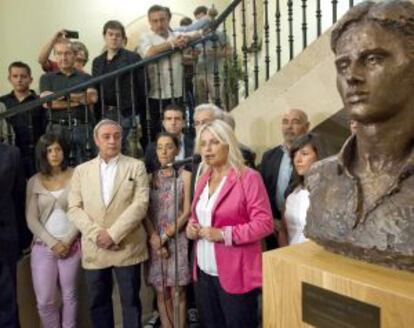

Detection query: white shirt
xmin=45 ymin=189 xmax=70 ymax=239
xmin=276 ymin=145 xmax=293 ymax=212
xmin=196 ymin=177 xmax=227 ymax=276
xmin=100 ymin=156 xmax=119 ymax=207
xmin=175 ymin=134 xmax=185 ymax=161
xmin=284 ymin=187 xmax=310 ymax=245
xmin=138 ymin=29 xmax=199 ymax=99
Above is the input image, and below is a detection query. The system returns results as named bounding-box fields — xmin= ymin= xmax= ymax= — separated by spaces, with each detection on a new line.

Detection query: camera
xmin=64 ymin=30 xmax=79 ymax=39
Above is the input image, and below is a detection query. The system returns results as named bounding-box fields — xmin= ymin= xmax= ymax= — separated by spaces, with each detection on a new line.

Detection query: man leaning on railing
xmin=39 ymin=38 xmax=98 ymax=165
xmin=137 ymin=5 xmax=204 ymax=139
xmin=92 ymin=20 xmax=146 ymax=154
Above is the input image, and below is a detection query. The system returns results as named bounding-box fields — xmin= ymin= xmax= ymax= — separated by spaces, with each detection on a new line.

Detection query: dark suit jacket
xmin=239 ymin=143 xmax=256 ymax=169
xmin=144 ymin=133 xmax=194 ymax=173
xmin=0 ymin=144 xmax=29 ymax=260
xmin=259 ymin=145 xmax=288 ymax=219
xmin=258 ymin=145 xmax=288 ymax=249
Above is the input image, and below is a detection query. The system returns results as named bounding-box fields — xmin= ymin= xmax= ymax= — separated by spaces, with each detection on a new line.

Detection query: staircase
xmin=2 ymin=1 xmax=364 ymax=326
xmin=0 ymin=0 xmax=362 ymax=162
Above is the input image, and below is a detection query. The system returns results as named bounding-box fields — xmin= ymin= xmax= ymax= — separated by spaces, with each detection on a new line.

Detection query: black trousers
xmin=195 ymin=268 xmax=259 ymax=328
xmin=0 ymin=258 xmax=18 ymax=328
xmin=84 ymin=264 xmax=142 ymax=328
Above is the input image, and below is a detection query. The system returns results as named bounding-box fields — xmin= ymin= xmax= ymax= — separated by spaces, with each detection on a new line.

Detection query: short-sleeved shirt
xmin=39 ymin=69 xmax=92 ymax=94
xmin=41 ymin=59 xmax=59 ymax=73
xmin=0 ymin=91 xmax=46 ymax=156
xmin=39 ymin=69 xmax=93 ymax=120
xmin=92 ymin=48 xmax=145 ymax=117
xmin=138 ymin=30 xmax=196 ymax=99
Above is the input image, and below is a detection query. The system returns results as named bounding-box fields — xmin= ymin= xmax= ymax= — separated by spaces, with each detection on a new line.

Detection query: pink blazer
xmin=190 ymin=167 xmax=273 ymax=294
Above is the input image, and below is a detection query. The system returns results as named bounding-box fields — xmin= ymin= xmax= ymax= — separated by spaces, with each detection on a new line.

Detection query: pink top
xmin=190 ymin=167 xmax=273 ymax=294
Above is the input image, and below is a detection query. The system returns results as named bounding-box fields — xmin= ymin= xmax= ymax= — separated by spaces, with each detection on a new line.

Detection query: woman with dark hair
xmin=145 ymin=132 xmax=192 ymax=328
xmin=279 ymin=133 xmax=326 ymax=246
xmin=26 ymin=133 xmax=80 ymax=328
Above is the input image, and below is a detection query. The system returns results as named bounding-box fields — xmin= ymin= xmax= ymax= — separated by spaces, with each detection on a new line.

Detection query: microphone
xmin=164 ymin=154 xmax=202 ymax=169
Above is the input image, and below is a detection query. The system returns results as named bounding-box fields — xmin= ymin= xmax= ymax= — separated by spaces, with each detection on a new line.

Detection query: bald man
xmin=259 ymin=109 xmax=309 ymax=250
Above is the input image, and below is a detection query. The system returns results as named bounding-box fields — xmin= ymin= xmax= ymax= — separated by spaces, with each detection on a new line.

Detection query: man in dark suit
xmin=0 ymin=143 xmax=29 ymax=327
xmin=259 ymin=109 xmax=309 ymax=250
xmin=145 ymin=104 xmax=194 ymax=173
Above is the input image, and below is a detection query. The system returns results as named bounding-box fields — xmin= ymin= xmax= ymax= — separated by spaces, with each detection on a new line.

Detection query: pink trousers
xmin=30 ymin=241 xmax=81 ymax=328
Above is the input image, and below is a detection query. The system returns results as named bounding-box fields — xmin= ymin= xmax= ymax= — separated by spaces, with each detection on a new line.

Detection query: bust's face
xmin=335 ymin=21 xmax=414 ymax=124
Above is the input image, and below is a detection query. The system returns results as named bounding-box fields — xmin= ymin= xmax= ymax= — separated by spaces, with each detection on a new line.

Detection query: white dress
xmin=284 ymin=187 xmax=310 ymax=245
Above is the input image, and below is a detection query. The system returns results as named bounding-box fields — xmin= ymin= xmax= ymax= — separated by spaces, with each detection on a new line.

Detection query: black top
xmin=258 ymin=144 xmax=289 ymax=250
xmin=39 ymin=69 xmax=93 ymax=94
xmin=39 ymin=69 xmax=94 ymax=121
xmin=92 ymin=48 xmax=146 ymax=119
xmin=0 ymin=90 xmax=46 ymax=177
xmin=259 ymin=145 xmax=287 ymax=220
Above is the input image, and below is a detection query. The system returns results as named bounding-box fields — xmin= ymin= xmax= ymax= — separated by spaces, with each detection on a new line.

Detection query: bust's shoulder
xmin=305 ymin=155 xmax=340 ymax=190
xmin=309 ymin=155 xmax=339 ymax=173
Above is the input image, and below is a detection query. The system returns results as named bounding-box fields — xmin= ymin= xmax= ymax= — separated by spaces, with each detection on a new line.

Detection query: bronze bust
xmin=304 ymin=0 xmax=414 ymax=271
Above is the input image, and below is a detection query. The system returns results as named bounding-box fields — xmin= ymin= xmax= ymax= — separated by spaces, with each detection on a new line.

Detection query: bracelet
xmin=169 ymin=40 xmax=175 ymax=50
xmin=161 ymin=233 xmax=169 ymax=244
xmin=220 ymin=229 xmax=225 ymax=242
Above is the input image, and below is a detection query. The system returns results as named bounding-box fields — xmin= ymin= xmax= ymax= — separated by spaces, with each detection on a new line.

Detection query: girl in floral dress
xmin=146 ymin=132 xmax=192 ymax=328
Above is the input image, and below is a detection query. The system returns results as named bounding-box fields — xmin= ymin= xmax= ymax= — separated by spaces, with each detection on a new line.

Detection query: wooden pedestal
xmin=263 ymin=241 xmax=414 ymax=328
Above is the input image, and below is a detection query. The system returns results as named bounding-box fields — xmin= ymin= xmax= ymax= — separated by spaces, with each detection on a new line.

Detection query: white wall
xmin=0 ymin=0 xmax=229 ymax=94
xmin=232 ymin=28 xmax=343 ymax=159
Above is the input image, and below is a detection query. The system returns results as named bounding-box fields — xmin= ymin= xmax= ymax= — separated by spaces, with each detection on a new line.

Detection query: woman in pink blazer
xmin=186 ymin=120 xmax=273 ymax=328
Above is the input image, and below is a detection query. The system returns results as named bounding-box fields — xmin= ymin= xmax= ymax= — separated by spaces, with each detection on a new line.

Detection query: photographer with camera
xmin=38 ymin=29 xmax=89 ymax=73
xmin=39 ymin=38 xmax=97 ymax=164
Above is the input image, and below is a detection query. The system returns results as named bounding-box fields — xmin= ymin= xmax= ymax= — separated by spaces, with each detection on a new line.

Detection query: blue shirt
xmin=275 ymin=145 xmax=292 ymax=212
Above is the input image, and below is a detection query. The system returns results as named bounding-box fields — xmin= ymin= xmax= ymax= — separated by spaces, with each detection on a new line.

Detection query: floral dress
xmin=147 ymin=169 xmax=190 ymax=291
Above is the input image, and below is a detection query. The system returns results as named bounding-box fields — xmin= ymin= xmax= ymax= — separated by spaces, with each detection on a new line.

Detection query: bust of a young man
xmin=304 ymin=0 xmax=414 ymax=272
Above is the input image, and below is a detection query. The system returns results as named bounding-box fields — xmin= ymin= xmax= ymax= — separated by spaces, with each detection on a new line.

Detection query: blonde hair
xmin=195 ymin=120 xmax=244 ymax=173
xmin=194 ymin=103 xmax=225 ymax=121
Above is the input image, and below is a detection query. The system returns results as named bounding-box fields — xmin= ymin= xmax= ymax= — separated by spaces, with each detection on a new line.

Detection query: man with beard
xmin=259 ymin=109 xmax=309 ymax=250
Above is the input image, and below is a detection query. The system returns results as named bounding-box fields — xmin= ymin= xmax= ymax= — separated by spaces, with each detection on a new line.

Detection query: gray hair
xmin=93 ymin=119 xmax=122 ymax=137
xmin=194 ymin=103 xmax=225 ymax=121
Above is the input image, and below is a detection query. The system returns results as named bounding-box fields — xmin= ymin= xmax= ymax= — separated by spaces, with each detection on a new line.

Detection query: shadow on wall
xmin=311 ymin=108 xmax=350 ymax=156
xmin=249 ymin=116 xmax=270 ymax=157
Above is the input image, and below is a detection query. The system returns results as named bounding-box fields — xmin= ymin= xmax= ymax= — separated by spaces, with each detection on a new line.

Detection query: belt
xmin=50 ymin=118 xmax=85 ymax=126
xmin=33 ymin=240 xmax=47 ymax=247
